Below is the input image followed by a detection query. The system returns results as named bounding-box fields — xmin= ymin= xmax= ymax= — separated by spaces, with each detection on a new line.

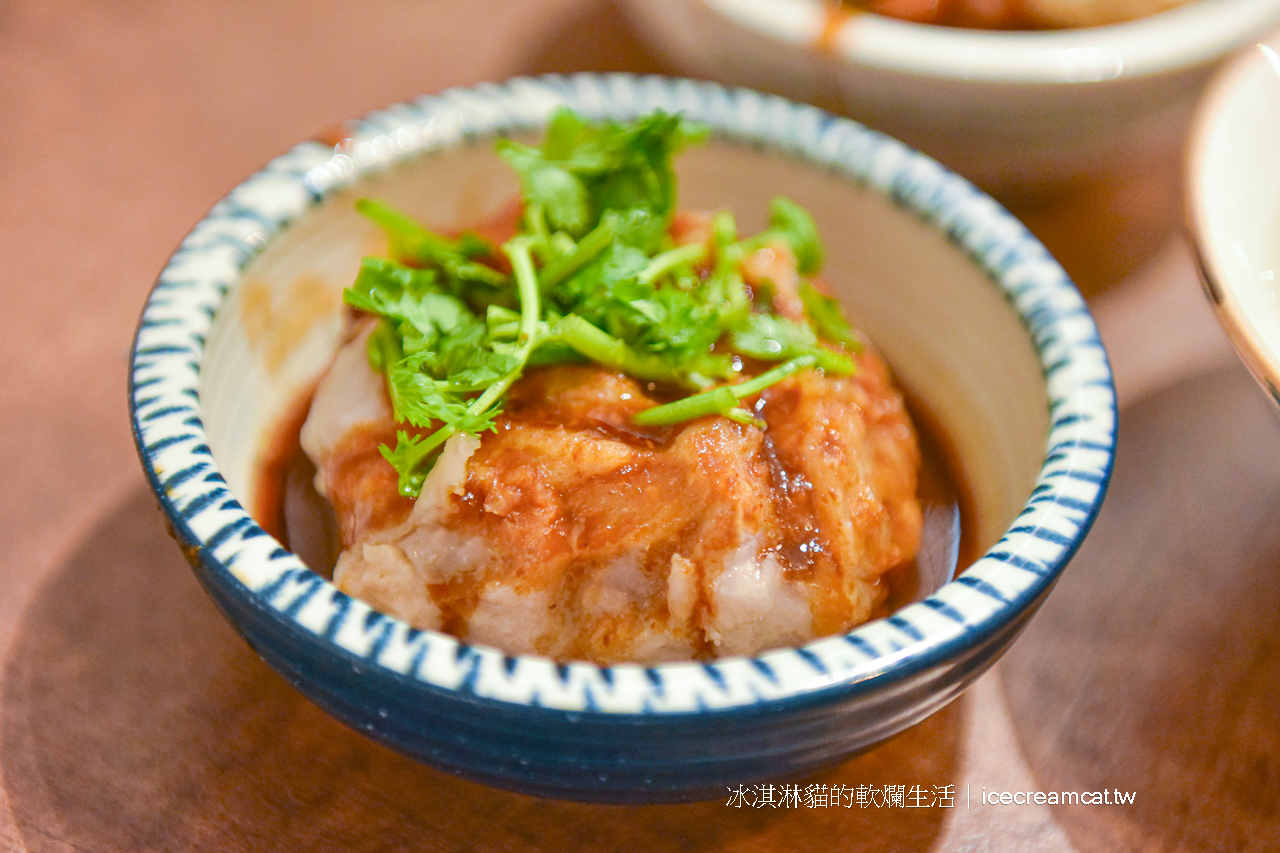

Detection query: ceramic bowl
xmin=1187 ymin=30 xmax=1280 ymax=410
xmin=618 ymin=0 xmax=1280 ymax=193
xmin=129 ymin=73 xmax=1115 ymax=803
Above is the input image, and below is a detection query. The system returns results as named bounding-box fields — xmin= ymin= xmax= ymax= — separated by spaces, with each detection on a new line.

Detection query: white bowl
xmin=1187 ymin=29 xmax=1280 ymax=408
xmin=619 ymin=0 xmax=1280 ymax=192
xmin=129 ymin=74 xmax=1116 ymax=802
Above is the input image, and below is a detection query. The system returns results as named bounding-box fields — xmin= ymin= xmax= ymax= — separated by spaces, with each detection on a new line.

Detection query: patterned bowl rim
xmin=129 ymin=73 xmax=1116 ymax=717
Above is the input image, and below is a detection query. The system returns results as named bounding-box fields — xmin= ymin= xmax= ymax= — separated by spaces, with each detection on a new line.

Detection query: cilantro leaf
xmin=632 ymin=355 xmax=820 ymax=427
xmin=739 ymin=196 xmax=825 ymax=275
xmin=496 ymin=107 xmax=706 ymax=239
xmin=346 ymin=108 xmax=861 ymax=498
xmin=355 ymin=198 xmax=510 ymax=304
xmin=767 ymin=197 xmax=824 ymax=275
xmin=379 ymin=431 xmax=438 ymax=498
xmin=731 ymin=313 xmax=819 ymax=360
xmin=799 ymin=281 xmax=861 ymax=350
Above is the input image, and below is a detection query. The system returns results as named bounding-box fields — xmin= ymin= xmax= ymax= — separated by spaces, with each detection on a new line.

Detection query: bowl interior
xmin=202 ymin=134 xmax=1049 ymax=601
xmin=1189 ymin=35 xmax=1280 ymax=404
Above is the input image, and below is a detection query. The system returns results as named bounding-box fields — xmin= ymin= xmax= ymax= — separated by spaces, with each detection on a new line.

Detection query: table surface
xmin=4 ymin=1 xmax=1277 ymax=850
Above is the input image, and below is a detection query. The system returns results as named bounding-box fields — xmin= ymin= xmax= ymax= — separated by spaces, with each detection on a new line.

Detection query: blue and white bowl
xmin=129 ymin=73 xmax=1115 ymax=803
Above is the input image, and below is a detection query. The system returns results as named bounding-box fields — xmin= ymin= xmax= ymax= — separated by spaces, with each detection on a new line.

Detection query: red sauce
xmin=252 ymin=385 xmax=341 ymax=576
xmin=834 ymin=0 xmax=1048 ymax=31
xmin=880 ymin=396 xmax=976 ymax=614
xmin=252 ymin=381 xmax=976 ymax=612
xmin=248 ymin=205 xmax=975 ymax=651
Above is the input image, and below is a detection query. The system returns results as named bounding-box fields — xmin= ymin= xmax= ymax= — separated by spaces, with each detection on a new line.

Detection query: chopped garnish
xmin=631 ymin=354 xmax=818 ymax=428
xmin=344 ymin=107 xmax=863 ymax=497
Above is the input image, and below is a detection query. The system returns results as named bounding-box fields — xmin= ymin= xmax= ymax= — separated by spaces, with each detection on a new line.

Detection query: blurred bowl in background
xmin=618 ymin=0 xmax=1280 ymax=194
xmin=1187 ymin=28 xmax=1280 ymax=410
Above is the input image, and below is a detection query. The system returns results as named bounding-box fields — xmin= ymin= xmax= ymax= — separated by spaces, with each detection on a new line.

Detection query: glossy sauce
xmin=253 ymin=381 xmax=976 ymax=614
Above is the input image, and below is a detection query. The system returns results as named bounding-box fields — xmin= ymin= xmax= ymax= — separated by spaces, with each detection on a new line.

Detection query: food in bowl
xmin=844 ymin=0 xmax=1193 ymax=29
xmin=618 ymin=0 xmax=1280 ymax=191
xmin=284 ymin=108 xmax=941 ymax=664
xmin=131 ymin=75 xmax=1115 ymax=801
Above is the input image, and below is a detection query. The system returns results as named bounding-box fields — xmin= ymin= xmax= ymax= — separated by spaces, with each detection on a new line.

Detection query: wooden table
xmin=4 ymin=1 xmax=1276 ymax=849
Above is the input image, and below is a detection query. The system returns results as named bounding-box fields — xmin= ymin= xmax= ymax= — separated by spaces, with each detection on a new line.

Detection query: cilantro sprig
xmin=343 ymin=107 xmax=863 ymax=497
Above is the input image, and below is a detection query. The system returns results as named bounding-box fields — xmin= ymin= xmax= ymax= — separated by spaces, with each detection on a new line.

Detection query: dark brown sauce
xmin=252 ymin=384 xmax=977 ymax=609
xmin=252 ymin=384 xmax=340 ymax=577
xmin=881 ymin=395 xmax=977 ymax=614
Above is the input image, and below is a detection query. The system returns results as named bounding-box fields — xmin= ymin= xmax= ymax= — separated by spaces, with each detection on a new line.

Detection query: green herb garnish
xmin=343 ymin=107 xmax=863 ymax=497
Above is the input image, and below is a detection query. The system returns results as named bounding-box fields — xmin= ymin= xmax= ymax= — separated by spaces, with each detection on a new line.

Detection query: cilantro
xmin=345 ymin=108 xmax=862 ymax=497
xmin=631 ymin=355 xmax=819 ymax=428
xmin=732 ymin=313 xmax=857 ymax=374
xmin=354 ymin=198 xmax=507 ymax=293
xmin=496 ymin=108 xmax=705 ymax=241
xmin=743 ymin=196 xmax=825 ymax=275
xmin=800 ymin=280 xmax=861 ymax=350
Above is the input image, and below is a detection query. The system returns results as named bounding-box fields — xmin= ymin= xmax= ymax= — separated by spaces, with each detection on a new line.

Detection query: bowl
xmin=617 ymin=0 xmax=1280 ymax=193
xmin=129 ymin=73 xmax=1116 ymax=803
xmin=1187 ymin=29 xmax=1280 ymax=410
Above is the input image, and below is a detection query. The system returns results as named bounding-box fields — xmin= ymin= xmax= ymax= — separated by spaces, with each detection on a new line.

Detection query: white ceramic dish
xmin=130 ymin=74 xmax=1116 ymax=802
xmin=1187 ymin=29 xmax=1280 ymax=409
xmin=619 ymin=0 xmax=1280 ymax=192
